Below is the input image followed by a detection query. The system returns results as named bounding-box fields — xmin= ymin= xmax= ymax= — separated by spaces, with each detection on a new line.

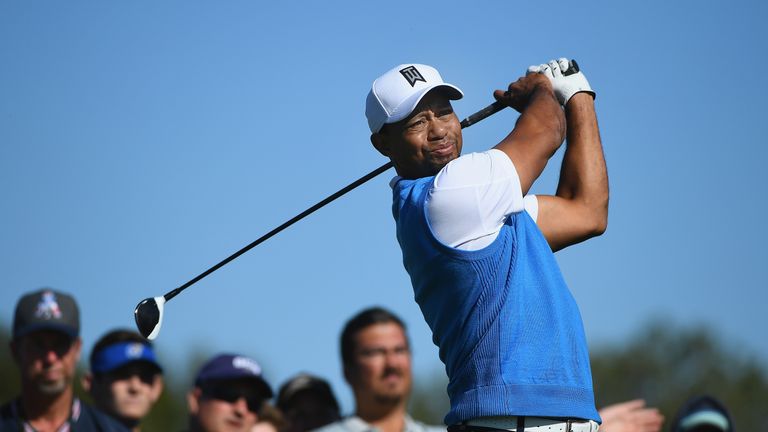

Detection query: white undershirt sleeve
xmin=523 ymin=194 xmax=539 ymax=223
xmin=426 ymin=149 xmax=535 ymax=251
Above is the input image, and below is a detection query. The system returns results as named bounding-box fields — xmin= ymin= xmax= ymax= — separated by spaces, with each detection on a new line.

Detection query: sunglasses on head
xmin=202 ymin=384 xmax=264 ymax=413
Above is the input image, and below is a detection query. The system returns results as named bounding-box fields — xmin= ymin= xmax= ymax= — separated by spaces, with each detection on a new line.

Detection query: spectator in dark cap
xmin=82 ymin=329 xmax=165 ymax=431
xmin=669 ymin=395 xmax=734 ymax=432
xmin=0 ymin=288 xmax=128 ymax=431
xmin=276 ymin=373 xmax=341 ymax=432
xmin=187 ymin=353 xmax=274 ymax=432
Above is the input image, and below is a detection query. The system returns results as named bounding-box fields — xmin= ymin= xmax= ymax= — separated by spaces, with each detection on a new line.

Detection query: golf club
xmin=134 ymin=59 xmax=581 ymax=340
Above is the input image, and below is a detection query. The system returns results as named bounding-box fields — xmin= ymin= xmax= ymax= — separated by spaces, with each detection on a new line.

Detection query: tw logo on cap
xmin=35 ymin=291 xmax=62 ymax=320
xmin=400 ymin=66 xmax=426 ymax=87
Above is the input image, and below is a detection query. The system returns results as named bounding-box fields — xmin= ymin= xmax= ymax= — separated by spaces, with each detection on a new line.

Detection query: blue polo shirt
xmin=392 ymin=176 xmax=600 ymax=425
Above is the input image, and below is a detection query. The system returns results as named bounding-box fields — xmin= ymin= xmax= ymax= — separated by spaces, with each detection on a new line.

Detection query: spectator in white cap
xmin=187 ymin=353 xmax=274 ymax=432
xmin=0 ymin=288 xmax=128 ymax=431
xmin=669 ymin=395 xmax=734 ymax=432
xmin=82 ymin=329 xmax=164 ymax=432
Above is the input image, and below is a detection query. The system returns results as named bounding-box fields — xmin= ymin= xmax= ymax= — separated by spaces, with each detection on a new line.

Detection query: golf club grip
xmin=458 ymin=59 xmax=578 ymax=129
xmin=162 ymin=95 xmax=518 ymax=302
xmin=460 ymin=101 xmax=505 ymax=129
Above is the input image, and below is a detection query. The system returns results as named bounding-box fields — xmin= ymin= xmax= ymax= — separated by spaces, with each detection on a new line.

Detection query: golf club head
xmin=134 ymin=296 xmax=165 ymax=340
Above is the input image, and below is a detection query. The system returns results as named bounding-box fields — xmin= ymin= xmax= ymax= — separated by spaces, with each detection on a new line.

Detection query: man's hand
xmin=528 ymin=58 xmax=595 ymax=106
xmin=598 ymin=399 xmax=664 ymax=432
xmin=491 ymin=71 xmax=564 ymax=195
xmin=529 ymin=57 xmax=607 ymax=252
xmin=493 ymin=73 xmax=556 ymax=113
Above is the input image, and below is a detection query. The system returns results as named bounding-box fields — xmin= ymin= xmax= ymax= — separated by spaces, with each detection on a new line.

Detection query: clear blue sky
xmin=2 ymin=0 xmax=767 ymax=415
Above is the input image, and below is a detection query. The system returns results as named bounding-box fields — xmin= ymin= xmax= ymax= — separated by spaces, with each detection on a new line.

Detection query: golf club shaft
xmin=163 ymin=161 xmax=394 ymax=302
xmin=162 ymin=100 xmax=507 ymax=302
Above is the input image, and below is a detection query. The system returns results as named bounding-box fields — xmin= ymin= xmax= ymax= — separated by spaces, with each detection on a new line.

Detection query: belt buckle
xmin=567 ymin=420 xmax=597 ymax=432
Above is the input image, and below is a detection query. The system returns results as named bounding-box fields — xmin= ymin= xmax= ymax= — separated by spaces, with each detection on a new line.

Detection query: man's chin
xmin=115 ymin=403 xmax=149 ymax=421
xmin=373 ymin=391 xmax=407 ymax=406
xmin=37 ymin=379 xmax=67 ymax=395
xmin=429 ymin=153 xmax=459 ymax=174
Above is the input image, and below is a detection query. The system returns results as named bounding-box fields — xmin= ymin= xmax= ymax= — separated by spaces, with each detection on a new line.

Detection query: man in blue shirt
xmin=366 ymin=59 xmax=608 ymax=430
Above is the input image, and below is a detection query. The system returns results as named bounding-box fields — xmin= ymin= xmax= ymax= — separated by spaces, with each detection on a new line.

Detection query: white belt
xmin=464 ymin=416 xmax=599 ymax=432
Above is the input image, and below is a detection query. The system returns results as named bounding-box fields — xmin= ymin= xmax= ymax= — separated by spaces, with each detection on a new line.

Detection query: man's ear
xmin=81 ymin=372 xmax=93 ymax=393
xmin=187 ymin=388 xmax=202 ymax=415
xmin=342 ymin=364 xmax=355 ymax=386
xmin=72 ymin=337 xmax=82 ymax=363
xmin=370 ymin=133 xmax=390 ymax=158
xmin=149 ymin=375 xmax=164 ymax=403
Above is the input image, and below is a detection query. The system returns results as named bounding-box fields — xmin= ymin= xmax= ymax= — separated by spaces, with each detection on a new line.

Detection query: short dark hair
xmin=90 ymin=328 xmax=152 ymax=371
xmin=340 ymin=307 xmax=408 ymax=369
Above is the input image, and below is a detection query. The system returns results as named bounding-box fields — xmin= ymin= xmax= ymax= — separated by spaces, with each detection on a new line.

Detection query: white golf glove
xmin=528 ymin=58 xmax=595 ymax=106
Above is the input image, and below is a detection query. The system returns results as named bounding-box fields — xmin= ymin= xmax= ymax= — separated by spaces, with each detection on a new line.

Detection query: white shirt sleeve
xmin=425 ymin=149 xmax=538 ymax=251
xmin=523 ymin=194 xmax=539 ymax=223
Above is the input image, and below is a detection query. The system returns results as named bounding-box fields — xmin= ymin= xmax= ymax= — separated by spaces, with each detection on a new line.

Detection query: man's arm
xmin=492 ymin=73 xmax=566 ymax=196
xmin=536 ymin=91 xmax=608 ymax=252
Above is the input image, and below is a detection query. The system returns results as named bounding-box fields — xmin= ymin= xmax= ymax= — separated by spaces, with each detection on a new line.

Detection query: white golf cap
xmin=366 ymin=63 xmax=463 ymax=133
xmin=679 ymin=410 xmax=730 ymax=431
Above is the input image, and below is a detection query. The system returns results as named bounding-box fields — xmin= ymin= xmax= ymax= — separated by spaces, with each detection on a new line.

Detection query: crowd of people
xmin=1 ymin=58 xmax=736 ymax=432
xmin=1 ymin=289 xmax=733 ymax=432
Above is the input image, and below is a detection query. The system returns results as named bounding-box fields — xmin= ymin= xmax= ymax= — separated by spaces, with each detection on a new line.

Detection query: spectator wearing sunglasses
xmin=1 ymin=289 xmax=128 ymax=431
xmin=82 ymin=329 xmax=164 ymax=431
xmin=187 ymin=353 xmax=274 ymax=432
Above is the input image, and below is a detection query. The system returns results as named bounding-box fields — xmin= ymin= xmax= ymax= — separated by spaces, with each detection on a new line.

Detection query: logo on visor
xmin=126 ymin=343 xmax=145 ymax=359
xmin=400 ymin=66 xmax=426 ymax=87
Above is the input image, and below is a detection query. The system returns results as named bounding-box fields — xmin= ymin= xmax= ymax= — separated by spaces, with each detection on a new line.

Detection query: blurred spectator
xmin=315 ymin=307 xmax=442 ymax=432
xmin=82 ymin=329 xmax=164 ymax=431
xmin=669 ymin=395 xmax=733 ymax=432
xmin=598 ymin=399 xmax=664 ymax=432
xmin=251 ymin=403 xmax=287 ymax=432
xmin=276 ymin=373 xmax=340 ymax=431
xmin=252 ymin=420 xmax=279 ymax=432
xmin=187 ymin=353 xmax=273 ymax=432
xmin=0 ymin=288 xmax=128 ymax=431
